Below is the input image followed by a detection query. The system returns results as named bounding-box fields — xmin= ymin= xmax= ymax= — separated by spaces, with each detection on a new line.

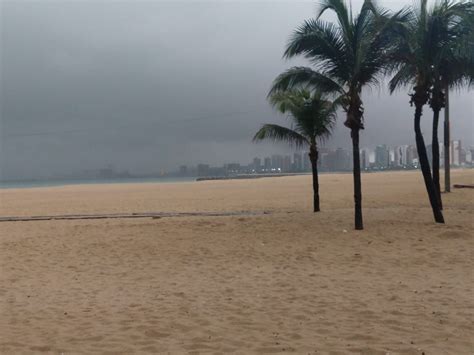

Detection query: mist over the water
xmin=1 ymin=0 xmax=472 ymax=180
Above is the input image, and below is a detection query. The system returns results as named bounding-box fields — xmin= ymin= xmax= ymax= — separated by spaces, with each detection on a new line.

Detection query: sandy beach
xmin=0 ymin=170 xmax=473 ymax=354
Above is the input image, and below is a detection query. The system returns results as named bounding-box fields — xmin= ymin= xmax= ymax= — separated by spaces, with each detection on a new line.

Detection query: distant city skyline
xmin=2 ymin=137 xmax=470 ymax=183
xmin=171 ymin=139 xmax=472 ymax=179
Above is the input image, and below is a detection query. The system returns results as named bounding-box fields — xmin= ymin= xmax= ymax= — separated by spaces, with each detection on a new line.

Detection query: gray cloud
xmin=1 ymin=0 xmax=472 ymax=179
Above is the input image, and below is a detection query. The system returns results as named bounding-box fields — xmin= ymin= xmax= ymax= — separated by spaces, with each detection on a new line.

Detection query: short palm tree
xmin=253 ymin=90 xmax=337 ymax=212
xmin=428 ymin=1 xmax=474 ymax=205
xmin=388 ymin=0 xmax=447 ymax=223
xmin=269 ymin=0 xmax=404 ymax=229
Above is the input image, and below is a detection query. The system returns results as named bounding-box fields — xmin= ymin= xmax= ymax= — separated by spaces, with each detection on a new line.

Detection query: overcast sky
xmin=1 ymin=0 xmax=472 ymax=179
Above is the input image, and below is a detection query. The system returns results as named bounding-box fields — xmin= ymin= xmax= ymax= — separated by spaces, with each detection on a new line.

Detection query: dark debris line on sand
xmin=453 ymin=184 xmax=474 ymax=189
xmin=0 ymin=211 xmax=271 ymax=223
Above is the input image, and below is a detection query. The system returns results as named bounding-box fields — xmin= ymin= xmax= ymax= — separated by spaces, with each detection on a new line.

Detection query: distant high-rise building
xmin=466 ymin=147 xmax=473 ymax=164
xmin=303 ymin=152 xmax=311 ymax=172
xmin=293 ymin=153 xmax=302 ymax=171
xmin=282 ymin=155 xmax=292 ymax=172
xmin=335 ymin=148 xmax=350 ymax=171
xmin=393 ymin=145 xmax=410 ymax=167
xmin=360 ymin=151 xmax=366 ymax=170
xmin=469 ymin=147 xmax=474 ymax=165
xmin=375 ymin=145 xmax=389 ymax=168
xmin=452 ymin=140 xmax=461 ymax=166
xmin=460 ymin=149 xmax=467 ymax=165
xmin=264 ymin=157 xmax=272 ymax=171
xmin=406 ymin=145 xmax=418 ymax=167
xmin=360 ymin=148 xmax=370 ymax=170
xmin=400 ymin=145 xmax=409 ymax=166
xmin=271 ymin=154 xmax=283 ymax=171
xmin=389 ymin=148 xmax=395 ymax=167
xmin=225 ymin=163 xmax=241 ymax=174
xmin=252 ymin=157 xmax=261 ymax=172
xmin=393 ymin=146 xmax=402 ymax=167
xmin=319 ymin=151 xmax=329 ymax=170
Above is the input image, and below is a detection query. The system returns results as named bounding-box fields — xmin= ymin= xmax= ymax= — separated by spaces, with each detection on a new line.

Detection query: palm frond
xmin=268 ymin=67 xmax=344 ymax=96
xmin=266 ymin=90 xmax=338 ymax=143
xmin=317 ymin=0 xmax=352 ymax=43
xmin=388 ymin=0 xmax=474 ymax=95
xmin=284 ymin=19 xmax=350 ymax=80
xmin=268 ymin=90 xmax=310 ymax=114
xmin=252 ymin=124 xmax=309 ymax=149
xmin=389 ymin=63 xmax=416 ymax=92
xmin=436 ymin=1 xmax=474 ymax=88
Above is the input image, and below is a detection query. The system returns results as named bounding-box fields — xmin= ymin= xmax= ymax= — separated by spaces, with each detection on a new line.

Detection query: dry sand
xmin=0 ymin=170 xmax=473 ymax=354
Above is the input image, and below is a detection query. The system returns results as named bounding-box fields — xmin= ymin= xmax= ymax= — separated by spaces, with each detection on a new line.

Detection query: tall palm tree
xmin=269 ymin=0 xmax=404 ymax=229
xmin=388 ymin=0 xmax=446 ymax=223
xmin=253 ymin=90 xmax=337 ymax=212
xmin=429 ymin=1 xmax=474 ymax=203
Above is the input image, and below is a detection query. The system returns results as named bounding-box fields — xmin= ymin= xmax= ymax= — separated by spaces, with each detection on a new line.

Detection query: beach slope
xmin=0 ymin=170 xmax=473 ymax=354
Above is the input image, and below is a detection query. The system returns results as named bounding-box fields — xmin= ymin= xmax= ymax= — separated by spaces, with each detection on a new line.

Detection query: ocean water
xmin=0 ymin=176 xmax=197 ymax=189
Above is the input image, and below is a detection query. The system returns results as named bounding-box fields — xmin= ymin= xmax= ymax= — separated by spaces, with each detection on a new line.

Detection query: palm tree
xmin=269 ymin=0 xmax=404 ymax=229
xmin=388 ymin=0 xmax=446 ymax=223
xmin=428 ymin=1 xmax=474 ymax=203
xmin=253 ymin=90 xmax=337 ymax=212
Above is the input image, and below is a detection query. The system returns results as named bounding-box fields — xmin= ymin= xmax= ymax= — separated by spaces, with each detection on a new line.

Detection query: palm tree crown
xmin=434 ymin=1 xmax=474 ymax=91
xmin=253 ymin=90 xmax=337 ymax=148
xmin=270 ymin=0 xmax=404 ymax=129
xmin=389 ymin=0 xmax=474 ymax=97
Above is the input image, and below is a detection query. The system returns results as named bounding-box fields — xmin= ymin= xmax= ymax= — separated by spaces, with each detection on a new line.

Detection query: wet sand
xmin=0 ymin=170 xmax=473 ymax=354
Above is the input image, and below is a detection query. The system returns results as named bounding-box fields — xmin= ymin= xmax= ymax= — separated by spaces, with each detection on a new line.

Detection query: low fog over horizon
xmin=1 ymin=0 xmax=473 ymax=180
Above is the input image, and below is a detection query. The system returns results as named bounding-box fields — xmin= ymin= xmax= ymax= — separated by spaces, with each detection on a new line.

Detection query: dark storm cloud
xmin=1 ymin=1 xmax=472 ymax=179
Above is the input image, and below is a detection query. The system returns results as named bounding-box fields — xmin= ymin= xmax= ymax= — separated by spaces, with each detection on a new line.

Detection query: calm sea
xmin=0 ymin=176 xmax=197 ymax=189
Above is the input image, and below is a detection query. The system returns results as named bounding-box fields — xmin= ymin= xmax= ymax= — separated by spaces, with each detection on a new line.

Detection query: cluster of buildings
xmin=177 ymin=140 xmax=473 ymax=177
xmin=366 ymin=140 xmax=471 ymax=170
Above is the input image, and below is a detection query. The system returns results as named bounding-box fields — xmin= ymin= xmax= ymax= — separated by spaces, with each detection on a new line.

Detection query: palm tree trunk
xmin=431 ymin=107 xmax=442 ymax=209
xmin=351 ymin=128 xmax=363 ymax=230
xmin=309 ymin=147 xmax=320 ymax=212
xmin=444 ymin=85 xmax=450 ymax=192
xmin=414 ymin=103 xmax=445 ymax=223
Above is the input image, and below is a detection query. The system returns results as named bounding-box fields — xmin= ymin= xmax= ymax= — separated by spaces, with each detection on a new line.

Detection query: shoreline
xmin=0 ymin=176 xmax=197 ymax=190
xmin=2 ymin=167 xmax=472 ymax=190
